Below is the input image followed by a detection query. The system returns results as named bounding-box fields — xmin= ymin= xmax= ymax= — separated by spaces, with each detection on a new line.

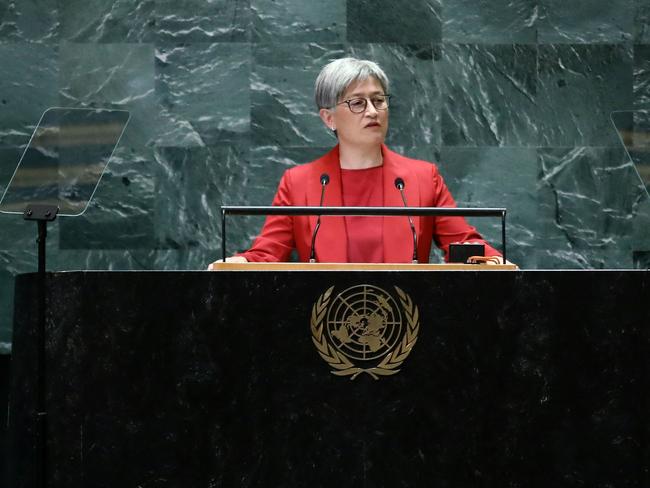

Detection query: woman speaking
xmin=209 ymin=57 xmax=502 ymax=266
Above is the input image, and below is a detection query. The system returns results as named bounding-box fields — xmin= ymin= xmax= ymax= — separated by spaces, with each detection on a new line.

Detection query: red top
xmin=341 ymin=166 xmax=384 ymax=263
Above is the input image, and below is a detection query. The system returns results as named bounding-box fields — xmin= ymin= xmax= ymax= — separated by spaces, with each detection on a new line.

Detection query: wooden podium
xmin=210 ymin=262 xmax=518 ymax=271
xmin=8 ymin=268 xmax=650 ymax=488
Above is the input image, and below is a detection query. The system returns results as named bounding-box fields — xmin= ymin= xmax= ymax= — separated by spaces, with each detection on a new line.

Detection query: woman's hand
xmin=207 ymin=255 xmax=248 ymax=270
xmin=485 ymin=256 xmax=518 ymax=267
xmin=467 ymin=256 xmax=517 ymax=267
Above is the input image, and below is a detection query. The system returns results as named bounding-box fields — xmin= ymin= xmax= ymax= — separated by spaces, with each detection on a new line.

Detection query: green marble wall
xmin=1 ymin=0 xmax=649 ymax=351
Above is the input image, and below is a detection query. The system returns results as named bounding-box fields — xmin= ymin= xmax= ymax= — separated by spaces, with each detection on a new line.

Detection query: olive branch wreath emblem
xmin=310 ymin=285 xmax=420 ymax=380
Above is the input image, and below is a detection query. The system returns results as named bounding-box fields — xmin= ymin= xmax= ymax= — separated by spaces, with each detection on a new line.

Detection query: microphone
xmin=394 ymin=178 xmax=418 ymax=263
xmin=309 ymin=173 xmax=330 ymax=262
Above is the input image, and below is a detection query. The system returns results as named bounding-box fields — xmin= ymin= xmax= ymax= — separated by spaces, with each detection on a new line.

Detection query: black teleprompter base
xmin=0 ymin=354 xmax=9 ymax=488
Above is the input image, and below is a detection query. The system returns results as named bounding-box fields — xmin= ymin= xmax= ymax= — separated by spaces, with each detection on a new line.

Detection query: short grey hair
xmin=314 ymin=57 xmax=390 ymax=110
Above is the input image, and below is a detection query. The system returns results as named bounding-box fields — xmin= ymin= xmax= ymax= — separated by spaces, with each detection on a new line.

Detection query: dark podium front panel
xmin=9 ymin=270 xmax=650 ymax=487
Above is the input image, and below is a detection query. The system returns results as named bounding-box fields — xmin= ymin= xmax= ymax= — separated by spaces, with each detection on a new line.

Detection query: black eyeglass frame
xmin=335 ymin=94 xmax=392 ymax=113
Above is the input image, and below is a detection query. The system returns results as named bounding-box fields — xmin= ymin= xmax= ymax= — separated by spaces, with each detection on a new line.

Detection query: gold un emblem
xmin=310 ymin=284 xmax=420 ymax=380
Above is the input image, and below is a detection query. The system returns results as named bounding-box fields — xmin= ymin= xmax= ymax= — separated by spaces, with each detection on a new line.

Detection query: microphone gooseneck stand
xmin=394 ymin=178 xmax=418 ymax=263
xmin=309 ymin=173 xmax=330 ymax=263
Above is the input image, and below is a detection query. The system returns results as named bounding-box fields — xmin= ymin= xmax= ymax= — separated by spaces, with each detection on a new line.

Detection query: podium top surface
xmin=209 ymin=262 xmax=519 ymax=271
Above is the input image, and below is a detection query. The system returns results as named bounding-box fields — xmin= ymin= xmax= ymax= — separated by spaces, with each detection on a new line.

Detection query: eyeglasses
xmin=336 ymin=95 xmax=391 ymax=114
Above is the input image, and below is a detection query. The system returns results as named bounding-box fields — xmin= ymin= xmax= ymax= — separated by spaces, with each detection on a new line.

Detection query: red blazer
xmin=239 ymin=145 xmax=500 ymax=263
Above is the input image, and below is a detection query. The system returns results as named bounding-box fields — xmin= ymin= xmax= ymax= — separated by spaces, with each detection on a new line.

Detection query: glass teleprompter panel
xmin=0 ymin=107 xmax=130 ymax=217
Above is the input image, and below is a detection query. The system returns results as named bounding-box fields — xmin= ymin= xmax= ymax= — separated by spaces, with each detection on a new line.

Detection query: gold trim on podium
xmin=210 ymin=262 xmax=518 ymax=271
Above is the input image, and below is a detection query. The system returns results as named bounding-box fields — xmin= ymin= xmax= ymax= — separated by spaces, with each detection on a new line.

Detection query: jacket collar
xmin=306 ymin=144 xmax=421 ymax=263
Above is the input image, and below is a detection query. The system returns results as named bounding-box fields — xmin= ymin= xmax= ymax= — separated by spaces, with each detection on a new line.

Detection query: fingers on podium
xmin=207 ymin=256 xmax=248 ymax=270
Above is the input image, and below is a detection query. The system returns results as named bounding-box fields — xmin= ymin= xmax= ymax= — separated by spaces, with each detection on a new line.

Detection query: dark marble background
xmin=1 ymin=0 xmax=650 ymax=350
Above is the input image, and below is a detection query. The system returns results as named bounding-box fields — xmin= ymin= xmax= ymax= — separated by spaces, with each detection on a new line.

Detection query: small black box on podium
xmin=449 ymin=243 xmax=485 ymax=263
